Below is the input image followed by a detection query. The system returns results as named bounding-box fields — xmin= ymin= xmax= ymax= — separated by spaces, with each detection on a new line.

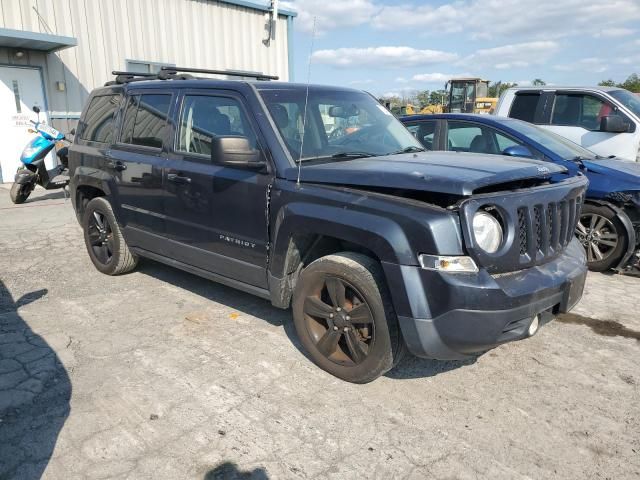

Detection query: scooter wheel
xmin=9 ymin=182 xmax=31 ymax=204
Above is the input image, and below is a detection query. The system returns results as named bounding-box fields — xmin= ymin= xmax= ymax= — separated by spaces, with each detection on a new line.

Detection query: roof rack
xmin=160 ymin=66 xmax=279 ymax=81
xmin=104 ymin=67 xmax=279 ymax=86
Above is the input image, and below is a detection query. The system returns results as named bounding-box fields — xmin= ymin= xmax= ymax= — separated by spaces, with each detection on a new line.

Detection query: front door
xmin=0 ymin=66 xmax=51 ymax=182
xmin=163 ymin=90 xmax=272 ymax=288
xmin=544 ymin=92 xmax=636 ymax=160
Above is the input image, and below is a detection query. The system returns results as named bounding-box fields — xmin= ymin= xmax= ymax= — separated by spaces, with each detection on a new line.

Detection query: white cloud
xmin=593 ymin=27 xmax=636 ymax=38
xmin=311 ymin=46 xmax=458 ymax=68
xmin=554 ymin=57 xmax=608 ymax=73
xmin=281 ymin=0 xmax=379 ymax=34
xmin=411 ymin=72 xmax=473 ymax=83
xmin=370 ymin=0 xmax=640 ymax=41
xmin=460 ymin=41 xmax=559 ymax=69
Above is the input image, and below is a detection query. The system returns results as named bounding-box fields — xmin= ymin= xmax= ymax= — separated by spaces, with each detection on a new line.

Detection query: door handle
xmin=167 ymin=173 xmax=192 ymax=184
xmin=106 ymin=159 xmax=127 ymax=171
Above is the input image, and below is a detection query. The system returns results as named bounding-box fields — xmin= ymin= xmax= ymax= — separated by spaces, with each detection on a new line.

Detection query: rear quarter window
xmin=80 ymin=94 xmax=122 ymax=143
xmin=509 ymin=93 xmax=540 ymax=123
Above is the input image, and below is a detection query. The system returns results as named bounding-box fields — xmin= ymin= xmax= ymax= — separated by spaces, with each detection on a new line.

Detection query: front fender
xmin=14 ymin=169 xmax=36 ymax=185
xmin=70 ymin=166 xmax=120 ymax=220
xmin=270 ymin=201 xmax=413 ymax=276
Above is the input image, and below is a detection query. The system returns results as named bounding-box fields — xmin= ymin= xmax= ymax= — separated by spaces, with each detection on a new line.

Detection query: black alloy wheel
xmin=87 ymin=210 xmax=115 ymax=266
xmin=303 ymin=276 xmax=375 ymax=366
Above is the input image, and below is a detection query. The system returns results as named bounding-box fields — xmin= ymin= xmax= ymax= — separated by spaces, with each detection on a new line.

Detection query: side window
xmin=80 ymin=94 xmax=121 ymax=143
xmin=509 ymin=93 xmax=540 ymax=123
xmin=447 ymin=121 xmax=488 ymax=153
xmin=494 ymin=130 xmax=522 ymax=152
xmin=405 ymin=121 xmax=436 ymax=149
xmin=120 ymin=94 xmax=171 ymax=148
xmin=177 ymin=95 xmax=257 ymax=156
xmin=551 ymin=94 xmax=620 ymax=130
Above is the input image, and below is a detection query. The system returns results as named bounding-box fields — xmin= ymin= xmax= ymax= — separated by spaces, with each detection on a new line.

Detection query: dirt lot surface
xmin=1 ymin=185 xmax=639 ymax=480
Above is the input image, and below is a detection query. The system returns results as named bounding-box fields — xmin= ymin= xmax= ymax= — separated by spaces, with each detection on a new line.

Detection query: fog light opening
xmin=528 ymin=315 xmax=540 ymax=337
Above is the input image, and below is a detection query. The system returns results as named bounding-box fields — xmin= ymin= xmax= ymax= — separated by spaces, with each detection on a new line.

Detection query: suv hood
xmin=285 ymin=152 xmax=568 ymax=196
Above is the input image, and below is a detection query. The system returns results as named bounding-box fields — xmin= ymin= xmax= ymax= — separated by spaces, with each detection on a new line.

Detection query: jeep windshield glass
xmin=259 ymin=88 xmax=422 ymax=162
xmin=609 ymin=89 xmax=640 ymax=118
xmin=504 ymin=119 xmax=597 ymax=161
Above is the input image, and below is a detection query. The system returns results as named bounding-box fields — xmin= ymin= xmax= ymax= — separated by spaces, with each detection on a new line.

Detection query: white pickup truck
xmin=496 ymin=86 xmax=640 ymax=162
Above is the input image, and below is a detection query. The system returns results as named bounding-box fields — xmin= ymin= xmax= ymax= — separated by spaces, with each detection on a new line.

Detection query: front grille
xmin=516 ymin=196 xmax=583 ymax=259
xmin=460 ymin=175 xmax=589 ymax=273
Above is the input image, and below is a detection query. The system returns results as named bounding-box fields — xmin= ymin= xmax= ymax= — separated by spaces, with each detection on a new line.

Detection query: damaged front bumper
xmin=383 ymin=239 xmax=588 ymax=360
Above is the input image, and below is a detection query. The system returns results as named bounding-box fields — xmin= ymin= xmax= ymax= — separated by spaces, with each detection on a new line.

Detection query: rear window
xmin=120 ymin=94 xmax=172 ymax=148
xmin=80 ymin=94 xmax=121 ymax=143
xmin=509 ymin=93 xmax=540 ymax=123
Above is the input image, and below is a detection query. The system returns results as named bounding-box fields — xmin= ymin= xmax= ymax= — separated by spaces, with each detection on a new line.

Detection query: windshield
xmin=609 ymin=89 xmax=640 ymax=118
xmin=505 ymin=119 xmax=598 ymax=161
xmin=259 ymin=87 xmax=422 ymax=162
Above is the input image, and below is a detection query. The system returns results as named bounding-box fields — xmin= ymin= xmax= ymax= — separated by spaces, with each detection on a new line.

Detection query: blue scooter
xmin=10 ymin=106 xmax=72 ymax=204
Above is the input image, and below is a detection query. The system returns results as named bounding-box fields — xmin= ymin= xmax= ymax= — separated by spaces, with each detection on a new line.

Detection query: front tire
xmin=9 ymin=182 xmax=31 ymax=204
xmin=82 ymin=197 xmax=138 ymax=275
xmin=292 ymin=252 xmax=404 ymax=383
xmin=575 ymin=203 xmax=627 ymax=272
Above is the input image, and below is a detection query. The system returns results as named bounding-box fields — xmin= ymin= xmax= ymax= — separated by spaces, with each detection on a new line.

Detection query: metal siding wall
xmin=0 ymin=0 xmax=290 ymax=119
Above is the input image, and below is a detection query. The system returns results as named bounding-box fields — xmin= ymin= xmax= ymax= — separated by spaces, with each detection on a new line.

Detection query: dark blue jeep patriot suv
xmin=68 ymin=69 xmax=588 ymax=383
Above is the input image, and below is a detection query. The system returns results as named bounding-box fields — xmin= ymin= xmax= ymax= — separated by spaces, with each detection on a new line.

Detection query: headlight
xmin=472 ymin=211 xmax=503 ymax=253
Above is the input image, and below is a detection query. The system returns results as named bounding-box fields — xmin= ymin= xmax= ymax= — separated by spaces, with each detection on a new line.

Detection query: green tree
xmin=489 ymin=81 xmax=518 ymax=98
xmin=598 ymin=79 xmax=616 ymax=87
xmin=429 ymin=90 xmax=447 ymax=105
xmin=532 ymin=78 xmax=546 ymax=86
xmin=415 ymin=90 xmax=431 ymax=108
xmin=620 ymin=73 xmax=640 ymax=93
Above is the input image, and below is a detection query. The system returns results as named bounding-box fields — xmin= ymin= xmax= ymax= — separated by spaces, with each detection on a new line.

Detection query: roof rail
xmin=104 ymin=70 xmax=194 ymax=86
xmin=160 ymin=66 xmax=278 ymax=81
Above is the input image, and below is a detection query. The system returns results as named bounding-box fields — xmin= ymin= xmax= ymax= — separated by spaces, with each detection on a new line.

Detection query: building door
xmin=0 ymin=66 xmax=51 ymax=183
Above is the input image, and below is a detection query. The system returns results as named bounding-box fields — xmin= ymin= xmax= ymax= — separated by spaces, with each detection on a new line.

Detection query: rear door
xmin=163 ymin=89 xmax=272 ymax=288
xmin=402 ymin=118 xmax=440 ymax=150
xmin=545 ymin=91 xmax=636 ymax=158
xmin=110 ymin=90 xmax=174 ymax=251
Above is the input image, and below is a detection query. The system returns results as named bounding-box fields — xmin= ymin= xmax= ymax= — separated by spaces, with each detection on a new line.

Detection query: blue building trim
xmin=218 ymin=0 xmax=297 ymax=17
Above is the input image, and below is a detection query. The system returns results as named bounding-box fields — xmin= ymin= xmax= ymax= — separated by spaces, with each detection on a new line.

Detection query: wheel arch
xmin=267 ymin=204 xmax=414 ymax=309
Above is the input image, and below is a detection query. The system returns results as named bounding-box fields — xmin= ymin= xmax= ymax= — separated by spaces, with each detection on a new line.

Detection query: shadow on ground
xmin=204 ymin=461 xmax=269 ymax=479
xmin=0 ymin=282 xmax=71 ymax=480
xmin=139 ymin=260 xmax=474 ymax=380
xmin=17 ymin=190 xmax=68 ymax=204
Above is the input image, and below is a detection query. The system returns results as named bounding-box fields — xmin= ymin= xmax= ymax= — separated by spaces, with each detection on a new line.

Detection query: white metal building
xmin=0 ymin=0 xmax=295 ymax=182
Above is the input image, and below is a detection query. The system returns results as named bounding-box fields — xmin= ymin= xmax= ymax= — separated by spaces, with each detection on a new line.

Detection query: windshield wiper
xmin=389 ymin=146 xmax=426 ymax=155
xmin=330 ymin=151 xmax=377 ymax=160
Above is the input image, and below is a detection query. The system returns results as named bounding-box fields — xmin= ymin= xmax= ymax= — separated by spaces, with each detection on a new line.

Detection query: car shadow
xmin=138 ymin=260 xmax=475 ymax=381
xmin=0 ymin=282 xmax=71 ymax=480
xmin=203 ymin=461 xmax=269 ymax=479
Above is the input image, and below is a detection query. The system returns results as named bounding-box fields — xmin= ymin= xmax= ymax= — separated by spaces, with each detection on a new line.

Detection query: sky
xmin=279 ymin=0 xmax=640 ymax=97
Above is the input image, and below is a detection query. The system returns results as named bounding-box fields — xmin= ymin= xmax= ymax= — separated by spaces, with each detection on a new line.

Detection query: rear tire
xmin=292 ymin=252 xmax=405 ymax=383
xmin=9 ymin=182 xmax=31 ymax=204
xmin=575 ymin=203 xmax=627 ymax=272
xmin=82 ymin=196 xmax=138 ymax=275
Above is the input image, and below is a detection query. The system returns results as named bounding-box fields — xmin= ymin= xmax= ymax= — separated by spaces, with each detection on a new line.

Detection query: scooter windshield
xmin=20 ymin=135 xmax=55 ymax=164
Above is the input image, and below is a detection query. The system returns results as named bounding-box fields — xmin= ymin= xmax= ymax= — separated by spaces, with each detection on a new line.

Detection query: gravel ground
xmin=0 ymin=185 xmax=639 ymax=480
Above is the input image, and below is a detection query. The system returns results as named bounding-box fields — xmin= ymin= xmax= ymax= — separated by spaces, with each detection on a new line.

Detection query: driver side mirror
xmin=600 ymin=115 xmax=628 ymax=133
xmin=32 ymin=105 xmax=40 ymax=114
xmin=211 ymin=136 xmax=264 ymax=169
xmin=503 ymin=145 xmax=534 ymax=158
